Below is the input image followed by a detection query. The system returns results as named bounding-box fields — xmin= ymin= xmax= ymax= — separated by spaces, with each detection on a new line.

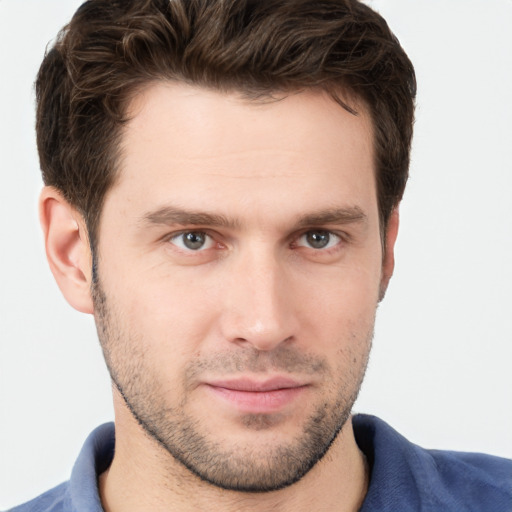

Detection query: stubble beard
xmin=92 ymin=278 xmax=373 ymax=493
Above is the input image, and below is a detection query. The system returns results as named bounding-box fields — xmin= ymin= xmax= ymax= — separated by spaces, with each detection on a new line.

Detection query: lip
xmin=204 ymin=377 xmax=309 ymax=413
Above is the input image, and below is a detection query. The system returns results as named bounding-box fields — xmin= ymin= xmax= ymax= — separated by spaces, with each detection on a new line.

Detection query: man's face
xmin=93 ymin=83 xmax=389 ymax=491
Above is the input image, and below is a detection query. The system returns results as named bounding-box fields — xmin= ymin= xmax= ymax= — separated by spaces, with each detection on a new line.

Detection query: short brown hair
xmin=36 ymin=0 xmax=416 ymax=248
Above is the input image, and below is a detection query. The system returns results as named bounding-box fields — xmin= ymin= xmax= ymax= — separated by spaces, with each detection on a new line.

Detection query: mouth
xmin=204 ymin=377 xmax=310 ymax=414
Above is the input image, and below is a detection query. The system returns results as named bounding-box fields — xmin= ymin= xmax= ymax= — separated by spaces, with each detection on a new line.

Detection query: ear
xmin=39 ymin=186 xmax=94 ymax=314
xmin=379 ymin=208 xmax=399 ymax=301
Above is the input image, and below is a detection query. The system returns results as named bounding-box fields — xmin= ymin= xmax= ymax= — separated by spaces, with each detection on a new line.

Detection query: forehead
xmin=107 ymin=81 xmax=376 ymax=225
xmin=123 ymin=81 xmax=373 ymax=160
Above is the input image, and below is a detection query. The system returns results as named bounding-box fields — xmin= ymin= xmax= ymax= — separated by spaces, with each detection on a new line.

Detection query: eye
xmin=296 ymin=230 xmax=341 ymax=250
xmin=169 ymin=231 xmax=215 ymax=251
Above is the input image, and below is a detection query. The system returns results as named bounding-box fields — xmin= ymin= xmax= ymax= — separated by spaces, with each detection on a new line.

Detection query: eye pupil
xmin=183 ymin=232 xmax=206 ymax=250
xmin=306 ymin=231 xmax=330 ymax=249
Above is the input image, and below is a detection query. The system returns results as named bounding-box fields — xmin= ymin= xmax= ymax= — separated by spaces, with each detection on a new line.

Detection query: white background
xmin=1 ymin=0 xmax=511 ymax=508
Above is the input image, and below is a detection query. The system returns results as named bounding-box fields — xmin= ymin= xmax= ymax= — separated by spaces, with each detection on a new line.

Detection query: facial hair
xmin=92 ymin=277 xmax=372 ymax=493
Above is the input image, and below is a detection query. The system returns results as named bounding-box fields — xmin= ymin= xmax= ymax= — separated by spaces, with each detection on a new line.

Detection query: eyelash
xmin=168 ymin=231 xmax=217 ymax=252
xmin=167 ymin=229 xmax=345 ymax=254
xmin=293 ymin=230 xmax=343 ymax=251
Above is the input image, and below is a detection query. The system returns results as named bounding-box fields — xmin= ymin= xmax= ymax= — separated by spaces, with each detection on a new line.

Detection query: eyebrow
xmin=296 ymin=206 xmax=367 ymax=228
xmin=141 ymin=206 xmax=240 ymax=229
xmin=141 ymin=205 xmax=367 ymax=230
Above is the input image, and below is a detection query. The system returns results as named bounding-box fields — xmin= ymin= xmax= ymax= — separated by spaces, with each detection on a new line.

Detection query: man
xmin=6 ymin=0 xmax=511 ymax=511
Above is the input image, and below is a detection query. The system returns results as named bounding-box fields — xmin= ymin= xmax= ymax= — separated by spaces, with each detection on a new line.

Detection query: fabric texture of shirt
xmin=8 ymin=414 xmax=512 ymax=512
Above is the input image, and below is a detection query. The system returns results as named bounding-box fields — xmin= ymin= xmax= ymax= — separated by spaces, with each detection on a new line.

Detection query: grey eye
xmin=306 ymin=231 xmax=331 ymax=249
xmin=297 ymin=230 xmax=341 ymax=250
xmin=183 ymin=232 xmax=206 ymax=250
xmin=171 ymin=231 xmax=214 ymax=251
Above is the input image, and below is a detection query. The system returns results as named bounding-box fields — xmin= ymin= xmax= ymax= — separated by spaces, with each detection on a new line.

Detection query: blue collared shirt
xmin=8 ymin=415 xmax=512 ymax=511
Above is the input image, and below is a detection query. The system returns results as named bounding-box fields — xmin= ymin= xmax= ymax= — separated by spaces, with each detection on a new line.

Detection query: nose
xmin=219 ymin=246 xmax=298 ymax=352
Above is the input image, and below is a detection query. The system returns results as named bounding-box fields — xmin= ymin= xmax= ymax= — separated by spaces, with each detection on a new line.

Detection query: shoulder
xmin=6 ymin=423 xmax=114 ymax=512
xmin=426 ymin=448 xmax=512 ymax=507
xmin=354 ymin=414 xmax=512 ymax=511
xmin=6 ymin=482 xmax=68 ymax=512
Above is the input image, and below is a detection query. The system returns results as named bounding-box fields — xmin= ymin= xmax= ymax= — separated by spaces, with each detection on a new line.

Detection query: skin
xmin=41 ymin=82 xmax=399 ymax=512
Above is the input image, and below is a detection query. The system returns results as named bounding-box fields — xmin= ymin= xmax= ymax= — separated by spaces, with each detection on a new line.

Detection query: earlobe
xmin=379 ymin=208 xmax=399 ymax=301
xmin=39 ymin=186 xmax=94 ymax=314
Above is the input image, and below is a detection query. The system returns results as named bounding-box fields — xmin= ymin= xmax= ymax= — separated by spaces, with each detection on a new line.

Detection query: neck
xmin=100 ymin=396 xmax=369 ymax=512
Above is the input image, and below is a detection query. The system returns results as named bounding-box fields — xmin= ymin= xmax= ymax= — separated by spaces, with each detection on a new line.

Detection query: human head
xmin=36 ymin=0 xmax=415 ymax=251
xmin=36 ymin=1 xmax=415 ymax=494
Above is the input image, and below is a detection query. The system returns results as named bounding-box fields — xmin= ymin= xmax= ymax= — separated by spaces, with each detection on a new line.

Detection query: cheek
xmin=297 ymin=261 xmax=381 ymax=331
xmin=118 ymin=270 xmax=222 ymax=356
